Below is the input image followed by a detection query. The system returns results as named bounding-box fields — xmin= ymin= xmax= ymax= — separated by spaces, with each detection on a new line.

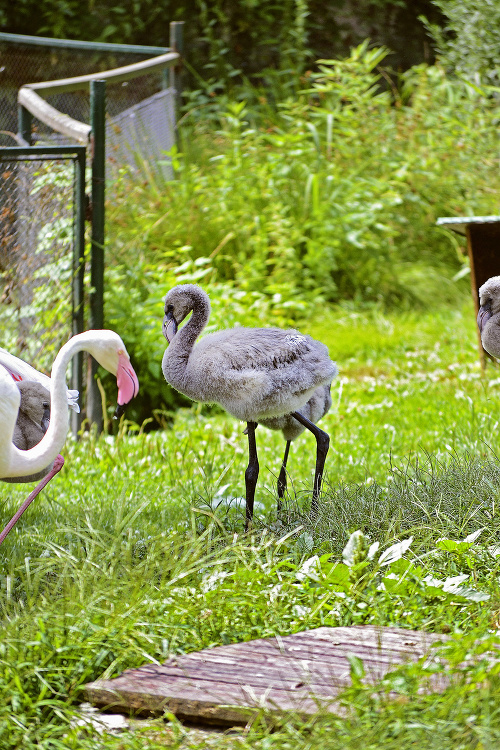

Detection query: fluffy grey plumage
xmin=161 ymin=284 xmax=337 ymax=527
xmin=4 ymin=382 xmax=53 ymax=484
xmin=12 ymin=382 xmax=50 ymax=450
xmin=261 ymin=383 xmax=332 ymax=441
xmin=478 ymin=276 xmax=500 ymax=357
xmin=162 ymin=284 xmax=337 ymax=423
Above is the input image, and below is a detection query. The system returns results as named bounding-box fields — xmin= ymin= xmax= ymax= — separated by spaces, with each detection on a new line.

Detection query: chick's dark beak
xmin=163 ymin=310 xmax=178 ymax=343
xmin=41 ymin=404 xmax=50 ymax=433
xmin=477 ymin=300 xmax=492 ymax=333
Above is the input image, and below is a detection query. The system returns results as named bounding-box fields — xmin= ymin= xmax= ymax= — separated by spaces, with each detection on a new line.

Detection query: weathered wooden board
xmin=85 ymin=626 xmax=448 ymax=726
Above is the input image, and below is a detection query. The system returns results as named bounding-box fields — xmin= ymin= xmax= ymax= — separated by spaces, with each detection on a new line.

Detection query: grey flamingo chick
xmin=12 ymin=382 xmax=51 ymax=451
xmin=161 ymin=284 xmax=337 ymax=529
xmin=10 ymin=381 xmax=57 ymax=480
xmin=478 ymin=276 xmax=500 ymax=357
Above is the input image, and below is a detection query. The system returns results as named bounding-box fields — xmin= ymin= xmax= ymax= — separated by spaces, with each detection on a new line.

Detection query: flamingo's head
xmin=84 ymin=330 xmax=139 ymax=414
xmin=162 ymin=284 xmax=210 ymax=343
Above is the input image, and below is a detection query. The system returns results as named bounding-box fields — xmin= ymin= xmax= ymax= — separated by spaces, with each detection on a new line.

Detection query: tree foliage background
xmin=0 ymin=0 xmax=442 ymax=81
xmin=424 ymin=0 xmax=500 ymax=87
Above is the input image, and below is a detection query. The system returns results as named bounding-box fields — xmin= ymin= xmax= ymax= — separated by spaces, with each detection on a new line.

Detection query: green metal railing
xmin=0 ymin=32 xmax=172 ymax=56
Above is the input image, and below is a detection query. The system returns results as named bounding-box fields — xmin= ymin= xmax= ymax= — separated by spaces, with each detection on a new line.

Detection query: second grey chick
xmin=478 ymin=276 xmax=500 ymax=357
xmin=162 ymin=284 xmax=337 ymax=528
xmin=4 ymin=382 xmax=53 ymax=484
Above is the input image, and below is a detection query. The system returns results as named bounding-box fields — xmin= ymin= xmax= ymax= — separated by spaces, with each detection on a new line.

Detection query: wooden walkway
xmin=85 ymin=625 xmax=448 ymax=726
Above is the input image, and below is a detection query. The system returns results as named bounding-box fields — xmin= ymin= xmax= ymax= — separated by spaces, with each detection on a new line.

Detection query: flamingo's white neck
xmin=0 ymin=370 xmax=21 ymax=476
xmin=5 ymin=336 xmax=83 ymax=477
xmin=1 ymin=329 xmax=137 ymax=480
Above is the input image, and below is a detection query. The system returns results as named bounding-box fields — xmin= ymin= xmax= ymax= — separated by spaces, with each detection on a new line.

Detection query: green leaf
xmin=378 ymin=537 xmax=413 ymax=566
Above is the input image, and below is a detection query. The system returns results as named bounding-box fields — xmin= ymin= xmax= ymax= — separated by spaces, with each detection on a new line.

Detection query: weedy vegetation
xmin=1 ymin=36 xmax=500 ymax=750
xmin=2 ymin=305 xmax=500 ymax=748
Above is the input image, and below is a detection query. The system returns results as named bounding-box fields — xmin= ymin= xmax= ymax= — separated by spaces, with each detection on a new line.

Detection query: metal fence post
xmin=17 ymin=104 xmax=32 ymax=145
xmin=169 ymin=21 xmax=184 ymax=106
xmin=88 ymin=79 xmax=106 ymax=433
xmin=71 ymin=148 xmax=86 ymax=438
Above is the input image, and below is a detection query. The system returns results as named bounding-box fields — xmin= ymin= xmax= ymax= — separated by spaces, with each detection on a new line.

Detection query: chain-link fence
xmin=0 ymin=31 xmax=181 ymax=429
xmin=0 ymin=147 xmax=85 ymax=379
xmin=0 ymin=36 xmax=177 ymax=180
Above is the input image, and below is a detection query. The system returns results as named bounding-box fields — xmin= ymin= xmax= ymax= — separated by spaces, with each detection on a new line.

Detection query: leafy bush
xmin=423 ymin=0 xmax=500 ymax=87
xmin=101 ymin=44 xmax=499 ymax=418
xmin=110 ymin=46 xmax=499 ymax=301
xmin=3 ymin=45 xmax=498 ymax=422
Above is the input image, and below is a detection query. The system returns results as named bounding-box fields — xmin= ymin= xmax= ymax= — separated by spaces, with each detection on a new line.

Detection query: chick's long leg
xmin=290 ymin=412 xmax=330 ymax=514
xmin=244 ymin=422 xmax=259 ymax=531
xmin=277 ymin=440 xmax=291 ymax=512
xmin=0 ymin=454 xmax=65 ymax=546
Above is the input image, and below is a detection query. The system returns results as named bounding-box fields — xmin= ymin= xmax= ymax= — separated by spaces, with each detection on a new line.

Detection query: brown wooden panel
xmin=85 ymin=626 xmax=448 ymax=726
xmin=467 ymin=223 xmax=500 ymax=301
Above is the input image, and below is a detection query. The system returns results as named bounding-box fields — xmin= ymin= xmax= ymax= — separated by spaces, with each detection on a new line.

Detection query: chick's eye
xmin=166 ymin=304 xmax=174 ymax=313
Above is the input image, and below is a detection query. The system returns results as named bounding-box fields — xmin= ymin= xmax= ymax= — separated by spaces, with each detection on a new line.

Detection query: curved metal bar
xmin=18 ymin=88 xmax=91 ymax=144
xmin=17 ymin=50 xmax=179 ymax=143
xmin=21 ymin=51 xmax=179 ymax=96
xmin=0 ymin=31 xmax=170 ymax=56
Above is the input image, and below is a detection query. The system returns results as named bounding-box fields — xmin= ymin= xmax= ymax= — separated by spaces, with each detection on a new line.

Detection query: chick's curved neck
xmin=164 ymin=297 xmax=210 ymax=397
xmin=173 ymin=298 xmax=210 ymax=355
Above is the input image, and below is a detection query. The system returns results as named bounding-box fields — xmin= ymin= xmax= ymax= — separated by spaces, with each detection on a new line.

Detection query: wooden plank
xmin=85 ymin=626 xmax=448 ymax=726
xmin=466 ymin=222 xmax=500 ymax=369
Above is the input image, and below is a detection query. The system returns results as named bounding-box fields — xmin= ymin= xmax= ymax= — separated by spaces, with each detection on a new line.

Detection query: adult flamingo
xmin=0 ymin=330 xmax=139 ymax=544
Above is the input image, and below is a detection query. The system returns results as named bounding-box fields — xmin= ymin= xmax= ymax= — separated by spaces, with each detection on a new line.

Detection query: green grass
xmin=2 ymin=296 xmax=500 ymax=748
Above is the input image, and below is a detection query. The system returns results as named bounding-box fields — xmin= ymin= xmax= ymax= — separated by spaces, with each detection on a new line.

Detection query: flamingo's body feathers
xmin=261 ymin=382 xmax=333 ymax=441
xmin=162 ymin=287 xmax=337 ymax=424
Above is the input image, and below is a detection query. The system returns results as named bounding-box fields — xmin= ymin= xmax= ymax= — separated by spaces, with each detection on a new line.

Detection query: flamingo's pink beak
xmin=116 ymin=352 xmax=140 ymax=406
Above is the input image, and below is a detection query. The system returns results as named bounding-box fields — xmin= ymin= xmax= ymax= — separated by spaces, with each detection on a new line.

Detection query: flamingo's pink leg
xmin=0 ymin=454 xmax=64 ymax=546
